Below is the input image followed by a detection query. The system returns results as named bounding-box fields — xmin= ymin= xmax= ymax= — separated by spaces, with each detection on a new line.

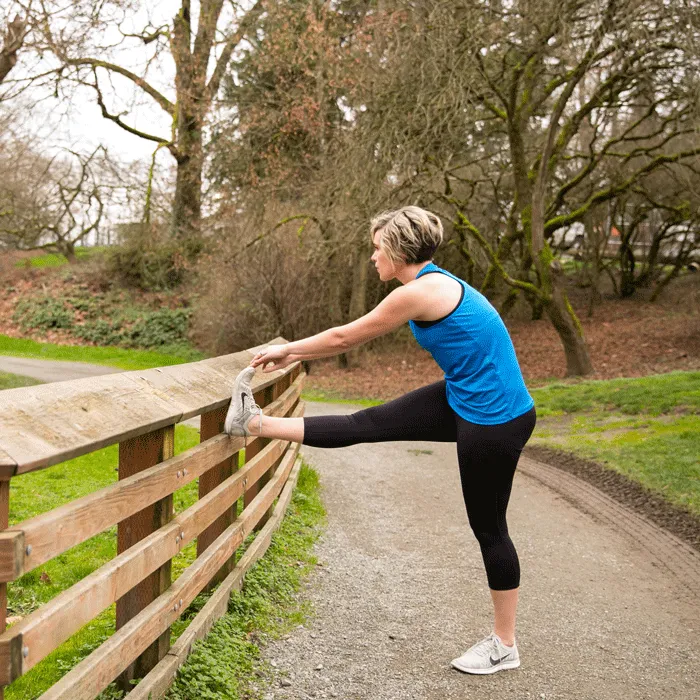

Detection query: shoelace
xmin=473 ymin=634 xmax=500 ymax=658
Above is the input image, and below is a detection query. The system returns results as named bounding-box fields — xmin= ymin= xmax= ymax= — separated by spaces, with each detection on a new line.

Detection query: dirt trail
xmin=263 ymin=402 xmax=699 ymax=700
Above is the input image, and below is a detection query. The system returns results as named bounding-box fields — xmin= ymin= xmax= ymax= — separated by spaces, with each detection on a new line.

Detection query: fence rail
xmin=0 ymin=338 xmax=304 ymax=699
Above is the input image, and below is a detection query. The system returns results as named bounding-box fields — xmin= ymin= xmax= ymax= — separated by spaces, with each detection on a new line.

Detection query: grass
xmin=529 ymin=371 xmax=700 ymax=417
xmin=0 ymin=371 xmax=43 ymax=390
xmin=0 ymin=334 xmax=204 ymax=370
xmin=526 ymin=371 xmax=700 ymax=516
xmin=301 ymin=388 xmax=383 ymax=407
xmin=13 ymin=248 xmax=106 ymax=269
xmin=531 ymin=412 xmax=700 ymax=516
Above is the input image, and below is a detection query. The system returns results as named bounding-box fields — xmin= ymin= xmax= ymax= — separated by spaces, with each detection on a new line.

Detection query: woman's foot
xmin=224 ymin=366 xmax=262 ymax=436
xmin=451 ymin=633 xmax=520 ymax=674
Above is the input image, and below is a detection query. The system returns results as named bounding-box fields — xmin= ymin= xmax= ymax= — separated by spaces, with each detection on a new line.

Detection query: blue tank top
xmin=408 ymin=262 xmax=534 ymax=425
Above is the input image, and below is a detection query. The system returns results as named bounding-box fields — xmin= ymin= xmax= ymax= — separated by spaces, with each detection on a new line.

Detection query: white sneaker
xmin=224 ymin=367 xmax=262 ymax=436
xmin=451 ymin=633 xmax=520 ymax=674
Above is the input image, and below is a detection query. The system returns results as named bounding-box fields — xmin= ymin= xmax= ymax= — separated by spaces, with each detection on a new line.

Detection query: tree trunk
xmin=346 ymin=245 xmax=370 ymax=367
xmin=543 ymin=262 xmax=594 ymax=376
xmin=584 ymin=209 xmax=602 ymax=317
xmin=171 ymin=116 xmax=203 ymax=245
xmin=57 ymin=240 xmax=78 ymax=264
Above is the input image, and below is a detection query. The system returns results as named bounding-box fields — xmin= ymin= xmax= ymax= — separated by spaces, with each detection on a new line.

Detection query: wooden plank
xmin=0 ymin=374 xmax=305 ymax=582
xmin=36 ymin=444 xmax=300 ymax=700
xmin=116 ymin=426 xmax=175 ymax=686
xmin=0 ymin=373 xmax=183 ymax=476
xmin=197 ymin=406 xmax=237 ymax=588
xmin=128 ymin=456 xmax=304 ymax=700
xmin=0 ymin=424 xmax=302 ymax=683
xmin=0 ymin=450 xmax=16 ymax=479
xmin=0 ymin=532 xmax=23 ymax=583
xmin=0 ymin=343 xmax=299 ymax=476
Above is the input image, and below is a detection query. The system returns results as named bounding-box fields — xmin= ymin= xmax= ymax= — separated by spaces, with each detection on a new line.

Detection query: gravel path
xmin=263 ymin=402 xmax=700 ymax=700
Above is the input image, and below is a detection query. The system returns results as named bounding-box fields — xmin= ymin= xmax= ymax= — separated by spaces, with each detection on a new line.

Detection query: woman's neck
xmin=396 ymin=260 xmax=433 ymax=285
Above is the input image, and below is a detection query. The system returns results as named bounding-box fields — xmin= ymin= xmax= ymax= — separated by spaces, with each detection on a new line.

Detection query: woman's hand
xmin=250 ymin=344 xmax=293 ymax=372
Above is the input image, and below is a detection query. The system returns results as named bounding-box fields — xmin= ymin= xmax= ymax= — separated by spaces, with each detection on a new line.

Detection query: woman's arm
xmin=251 ymin=284 xmax=426 ymax=371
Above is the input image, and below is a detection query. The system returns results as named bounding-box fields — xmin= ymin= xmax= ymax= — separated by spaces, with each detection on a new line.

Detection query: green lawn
xmin=0 ymin=334 xmax=204 ymax=370
xmin=0 ymin=371 xmax=43 ymax=391
xmin=529 ymin=372 xmax=700 ymax=516
xmin=529 ymin=371 xmax=700 ymax=416
xmin=13 ymin=248 xmax=107 ymax=269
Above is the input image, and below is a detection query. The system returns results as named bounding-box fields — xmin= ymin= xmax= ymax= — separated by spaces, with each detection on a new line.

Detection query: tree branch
xmin=65 ymin=57 xmax=175 ymax=114
xmin=90 ymin=69 xmax=175 ymax=152
xmin=0 ymin=14 xmax=27 ymax=84
xmin=206 ymin=0 xmax=265 ymax=101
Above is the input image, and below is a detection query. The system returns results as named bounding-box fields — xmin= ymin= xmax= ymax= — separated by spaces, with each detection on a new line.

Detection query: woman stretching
xmin=224 ymin=206 xmax=536 ymax=675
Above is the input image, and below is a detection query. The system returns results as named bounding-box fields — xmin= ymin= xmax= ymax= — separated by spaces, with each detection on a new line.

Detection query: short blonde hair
xmin=370 ymin=206 xmax=443 ymax=265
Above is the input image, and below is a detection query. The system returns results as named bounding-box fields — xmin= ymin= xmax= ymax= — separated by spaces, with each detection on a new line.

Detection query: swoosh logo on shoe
xmin=241 ymin=393 xmax=247 ymax=409
xmin=489 ymin=653 xmax=511 ymax=666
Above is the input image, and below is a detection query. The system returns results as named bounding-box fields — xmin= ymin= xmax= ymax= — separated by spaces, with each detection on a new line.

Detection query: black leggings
xmin=303 ymin=381 xmax=536 ymax=590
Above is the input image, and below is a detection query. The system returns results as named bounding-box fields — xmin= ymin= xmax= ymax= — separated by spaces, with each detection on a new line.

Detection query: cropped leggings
xmin=303 ymin=381 xmax=536 ymax=590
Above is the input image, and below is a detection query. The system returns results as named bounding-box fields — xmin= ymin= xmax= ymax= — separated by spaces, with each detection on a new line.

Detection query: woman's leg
xmin=248 ymin=380 xmax=458 ymax=447
xmin=455 ymin=407 xmax=536 ymax=644
xmin=248 ymin=414 xmax=304 ymax=443
xmin=301 ymin=380 xmax=458 ymax=447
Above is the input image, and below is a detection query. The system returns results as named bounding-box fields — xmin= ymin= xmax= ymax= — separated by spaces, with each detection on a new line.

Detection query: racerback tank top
xmin=408 ymin=262 xmax=534 ymax=425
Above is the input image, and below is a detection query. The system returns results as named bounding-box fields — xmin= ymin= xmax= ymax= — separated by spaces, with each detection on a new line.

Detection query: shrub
xmin=190 ymin=224 xmax=335 ymax=355
xmin=104 ymin=223 xmax=203 ymax=291
xmin=125 ymin=308 xmax=192 ymax=349
xmin=12 ymin=291 xmax=194 ymax=351
xmin=13 ymin=297 xmax=74 ymax=331
xmin=72 ymin=318 xmax=124 ymax=346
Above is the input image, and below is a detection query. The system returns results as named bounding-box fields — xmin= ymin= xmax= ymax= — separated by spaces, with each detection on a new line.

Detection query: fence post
xmin=0 ymin=480 xmax=7 ymax=700
xmin=197 ymin=406 xmax=238 ymax=589
xmin=116 ymin=426 xmax=175 ymax=688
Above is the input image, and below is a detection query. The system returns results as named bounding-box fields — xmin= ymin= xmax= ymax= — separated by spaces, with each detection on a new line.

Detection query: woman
xmin=224 ymin=206 xmax=536 ymax=674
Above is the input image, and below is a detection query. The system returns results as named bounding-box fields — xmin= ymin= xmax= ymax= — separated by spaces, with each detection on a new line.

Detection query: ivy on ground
xmin=12 ymin=292 xmax=192 ymax=353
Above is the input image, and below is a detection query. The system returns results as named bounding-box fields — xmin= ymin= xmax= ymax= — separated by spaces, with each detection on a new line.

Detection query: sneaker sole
xmin=224 ymin=367 xmax=256 ymax=435
xmin=450 ymin=658 xmax=520 ymax=675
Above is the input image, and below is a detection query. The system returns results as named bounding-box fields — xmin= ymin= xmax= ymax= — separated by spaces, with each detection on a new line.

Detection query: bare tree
xmin=353 ymin=0 xmax=700 ymax=375
xmin=0 ymin=144 xmax=119 ymax=261
xmin=13 ymin=1 xmax=266 ymax=244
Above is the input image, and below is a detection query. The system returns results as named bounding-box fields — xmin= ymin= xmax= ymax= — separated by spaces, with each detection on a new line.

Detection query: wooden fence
xmin=0 ymin=338 xmax=305 ymax=699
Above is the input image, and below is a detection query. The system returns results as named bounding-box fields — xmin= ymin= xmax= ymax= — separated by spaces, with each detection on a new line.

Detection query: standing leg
xmin=451 ymin=407 xmax=536 ymax=674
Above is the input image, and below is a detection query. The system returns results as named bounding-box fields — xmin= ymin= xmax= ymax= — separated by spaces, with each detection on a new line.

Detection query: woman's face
xmin=371 ymin=230 xmax=397 ymax=282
